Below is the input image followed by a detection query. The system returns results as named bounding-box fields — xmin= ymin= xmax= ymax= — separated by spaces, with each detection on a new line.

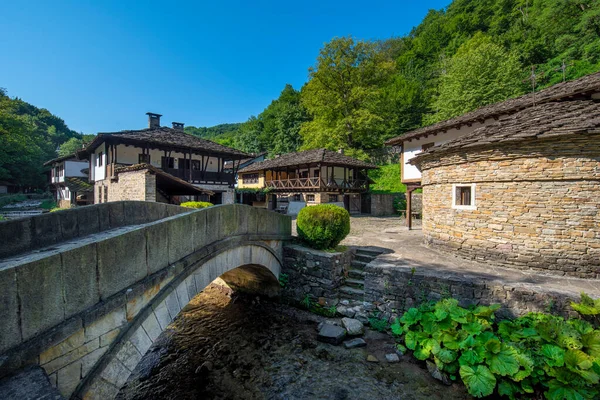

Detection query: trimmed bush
xmin=296 ymin=204 xmax=350 ymax=250
xmin=180 ymin=201 xmax=213 ymax=209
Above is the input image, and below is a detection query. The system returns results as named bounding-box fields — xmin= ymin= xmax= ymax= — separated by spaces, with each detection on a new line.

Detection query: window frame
xmin=452 ymin=183 xmax=476 ymax=210
xmin=306 ymin=194 xmax=316 ymax=203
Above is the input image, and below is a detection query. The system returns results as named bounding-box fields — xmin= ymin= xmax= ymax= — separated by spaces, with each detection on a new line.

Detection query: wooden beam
xmin=406 ymin=189 xmax=413 ymax=230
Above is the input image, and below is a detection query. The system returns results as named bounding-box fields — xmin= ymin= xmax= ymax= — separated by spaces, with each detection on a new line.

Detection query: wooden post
xmin=406 ymin=188 xmax=413 ymax=230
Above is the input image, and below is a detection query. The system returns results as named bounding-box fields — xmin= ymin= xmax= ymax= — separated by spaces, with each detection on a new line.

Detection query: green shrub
xmin=296 ymin=204 xmax=350 ymax=250
xmin=180 ymin=201 xmax=213 ymax=209
xmin=392 ymin=297 xmax=600 ymax=399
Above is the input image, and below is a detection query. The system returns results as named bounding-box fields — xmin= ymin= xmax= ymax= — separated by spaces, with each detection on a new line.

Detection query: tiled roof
xmin=238 ymin=149 xmax=378 ymax=173
xmin=85 ymin=127 xmax=248 ymax=158
xmin=43 ymin=153 xmax=85 ymax=166
xmin=386 ymin=71 xmax=600 ymax=145
xmin=410 ymin=99 xmax=600 ymax=165
xmin=64 ymin=177 xmax=93 ymax=193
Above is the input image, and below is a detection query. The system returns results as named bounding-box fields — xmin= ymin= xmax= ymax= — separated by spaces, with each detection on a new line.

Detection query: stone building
xmin=44 ymin=154 xmax=93 ymax=208
xmin=388 ymin=72 xmax=600 ymax=278
xmin=385 ymin=71 xmax=600 ymax=229
xmin=237 ymin=148 xmax=378 ymax=215
xmin=81 ymin=113 xmax=248 ymax=205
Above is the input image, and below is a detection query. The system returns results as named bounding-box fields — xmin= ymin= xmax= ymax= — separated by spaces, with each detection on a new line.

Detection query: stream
xmin=117 ymin=284 xmax=469 ymax=400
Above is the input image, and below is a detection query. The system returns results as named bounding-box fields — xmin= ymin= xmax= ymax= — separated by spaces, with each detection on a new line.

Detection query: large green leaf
xmin=414 ymin=344 xmax=431 ymax=361
xmin=487 ymin=344 xmax=520 ymax=377
xmin=581 ymin=331 xmax=600 ymax=359
xmin=405 ymin=330 xmax=418 ymax=350
xmin=497 ymin=380 xmax=523 ymax=399
xmin=459 ymin=349 xmax=484 ymax=366
xmin=544 ymin=379 xmax=593 ymax=400
xmin=450 ymin=306 xmax=470 ymax=324
xmin=390 ymin=319 xmax=403 ymax=336
xmin=437 ymin=348 xmax=457 ymax=364
xmin=422 ymin=338 xmax=441 ymax=355
xmin=459 ymin=365 xmax=496 ymax=398
xmin=485 ymin=338 xmax=502 ymax=354
xmin=400 ymin=308 xmax=422 ymax=327
xmin=542 ymin=344 xmax=566 ymax=367
xmin=565 ymin=349 xmax=593 ymax=370
xmin=463 ymin=322 xmax=484 ymax=336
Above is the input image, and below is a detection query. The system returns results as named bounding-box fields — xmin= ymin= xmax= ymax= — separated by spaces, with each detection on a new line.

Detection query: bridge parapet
xmin=0 ymin=203 xmax=291 ymax=398
xmin=0 ymin=201 xmax=190 ymax=259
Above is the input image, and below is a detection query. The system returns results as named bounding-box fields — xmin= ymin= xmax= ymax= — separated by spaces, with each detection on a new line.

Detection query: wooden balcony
xmin=163 ymin=168 xmax=234 ymax=186
xmin=265 ymin=177 xmax=369 ymax=192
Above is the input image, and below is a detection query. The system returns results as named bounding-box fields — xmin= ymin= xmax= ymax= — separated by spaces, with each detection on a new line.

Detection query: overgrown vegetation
xmin=369 ymin=313 xmax=390 ymax=332
xmin=180 ymin=201 xmax=214 ymax=209
xmin=390 ymin=294 xmax=600 ymax=399
xmin=0 ymin=88 xmax=82 ymax=189
xmin=296 ymin=204 xmax=351 ymax=250
xmin=300 ymin=294 xmax=336 ymax=317
xmin=368 ymin=164 xmax=405 ymax=193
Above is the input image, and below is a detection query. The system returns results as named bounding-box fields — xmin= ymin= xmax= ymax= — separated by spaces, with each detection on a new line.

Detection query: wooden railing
xmin=265 ymin=178 xmax=369 ymax=191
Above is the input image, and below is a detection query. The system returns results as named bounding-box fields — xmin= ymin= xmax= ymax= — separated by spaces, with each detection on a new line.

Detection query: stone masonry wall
xmin=281 ymin=244 xmax=354 ymax=304
xmin=418 ymin=135 xmax=600 ymax=278
xmin=280 ymin=245 xmax=580 ymax=325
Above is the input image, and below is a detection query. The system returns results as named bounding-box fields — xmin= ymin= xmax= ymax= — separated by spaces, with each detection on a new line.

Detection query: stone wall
xmin=370 ymin=193 xmax=403 ymax=216
xmin=364 ymin=260 xmax=578 ymax=323
xmin=281 ymin=244 xmax=354 ymax=304
xmin=280 ymin=244 xmax=581 ymax=324
xmin=418 ymin=135 xmax=600 ymax=278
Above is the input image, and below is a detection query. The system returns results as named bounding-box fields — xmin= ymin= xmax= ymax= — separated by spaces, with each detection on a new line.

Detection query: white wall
xmin=402 ymin=120 xmax=492 ymax=181
xmin=92 ymin=147 xmax=106 ymax=182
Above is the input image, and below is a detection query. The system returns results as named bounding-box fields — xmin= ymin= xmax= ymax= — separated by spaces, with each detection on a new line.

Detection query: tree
xmin=299 ymin=37 xmax=396 ymax=158
xmin=235 ymin=84 xmax=309 ymax=155
xmin=57 ymin=135 xmax=95 ymax=157
xmin=428 ymin=33 xmax=524 ymax=122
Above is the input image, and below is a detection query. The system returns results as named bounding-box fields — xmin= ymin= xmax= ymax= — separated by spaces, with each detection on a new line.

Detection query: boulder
xmin=426 ymin=361 xmax=452 ymax=385
xmin=341 ymin=317 xmax=364 ymax=335
xmin=366 ymin=354 xmax=379 ymax=363
xmin=385 ymin=353 xmax=400 ymax=363
xmin=336 ymin=305 xmax=356 ymax=318
xmin=317 ymin=324 xmax=346 ymax=345
xmin=354 ymin=312 xmax=369 ymax=324
xmin=343 ymin=338 xmax=367 ymax=349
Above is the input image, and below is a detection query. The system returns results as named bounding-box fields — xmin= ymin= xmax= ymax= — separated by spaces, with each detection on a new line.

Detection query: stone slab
xmin=167 ymin=215 xmax=195 ymax=264
xmin=145 ymin=221 xmax=170 ymax=274
xmin=317 ymin=324 xmax=346 ymax=345
xmin=17 ymin=254 xmax=64 ymax=341
xmin=85 ymin=307 xmax=126 ymax=342
xmin=343 ymin=338 xmax=367 ymax=349
xmin=56 ymin=359 xmax=82 ymax=397
xmin=62 ymin=243 xmax=99 ymax=319
xmin=341 ymin=318 xmax=364 ymax=336
xmin=0 ymin=366 xmax=62 ymax=400
xmin=0 ymin=218 xmax=31 ymax=259
xmin=97 ymin=228 xmax=147 ymax=300
xmin=115 ymin=340 xmax=142 ymax=372
xmin=0 ymin=267 xmax=21 ymax=352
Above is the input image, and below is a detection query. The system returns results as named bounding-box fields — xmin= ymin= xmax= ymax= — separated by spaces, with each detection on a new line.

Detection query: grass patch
xmin=40 ymin=200 xmax=57 ymax=210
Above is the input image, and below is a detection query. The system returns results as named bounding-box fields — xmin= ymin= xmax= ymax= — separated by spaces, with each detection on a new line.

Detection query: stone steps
xmin=350 ymin=260 xmax=369 ymax=270
xmin=344 ymin=278 xmax=364 ymax=289
xmin=354 ymin=254 xmax=374 ymax=263
xmin=348 ymin=268 xmax=366 ymax=280
xmin=355 ymin=249 xmax=385 ymax=258
xmin=339 ymin=285 xmax=364 ymax=301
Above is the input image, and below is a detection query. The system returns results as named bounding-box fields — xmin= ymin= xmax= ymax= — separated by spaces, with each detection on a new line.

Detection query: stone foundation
xmin=281 ymin=244 xmax=582 ymax=323
xmin=281 ymin=244 xmax=354 ymax=304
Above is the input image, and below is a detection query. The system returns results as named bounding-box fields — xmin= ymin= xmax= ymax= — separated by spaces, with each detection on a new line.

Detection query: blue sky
xmin=0 ymin=0 xmax=449 ymax=134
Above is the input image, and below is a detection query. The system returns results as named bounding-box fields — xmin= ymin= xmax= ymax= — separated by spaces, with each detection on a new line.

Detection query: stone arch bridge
xmin=0 ymin=202 xmax=291 ymax=399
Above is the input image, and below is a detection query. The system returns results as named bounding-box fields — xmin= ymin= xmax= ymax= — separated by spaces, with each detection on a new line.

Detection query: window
xmin=243 ymin=173 xmax=259 ymax=184
xmin=192 ymin=160 xmax=201 ymax=170
xmin=299 ymin=170 xmax=309 ymax=179
xmin=306 ymin=194 xmax=315 ymax=202
xmin=313 ymin=169 xmax=320 ymax=178
xmin=452 ymin=184 xmax=476 ymax=210
xmin=104 ymin=186 xmax=108 ymax=203
xmin=98 ymin=186 xmax=103 ymax=203
xmin=97 ymin=152 xmax=103 ymax=167
xmin=139 ymin=153 xmax=151 ymax=164
xmin=329 ymin=194 xmax=338 ymax=203
xmin=292 ymin=194 xmax=301 ymax=202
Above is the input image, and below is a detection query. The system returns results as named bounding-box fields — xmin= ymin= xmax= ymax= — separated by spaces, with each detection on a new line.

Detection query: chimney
xmin=146 ymin=112 xmax=162 ymax=129
xmin=172 ymin=122 xmax=185 ymax=130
